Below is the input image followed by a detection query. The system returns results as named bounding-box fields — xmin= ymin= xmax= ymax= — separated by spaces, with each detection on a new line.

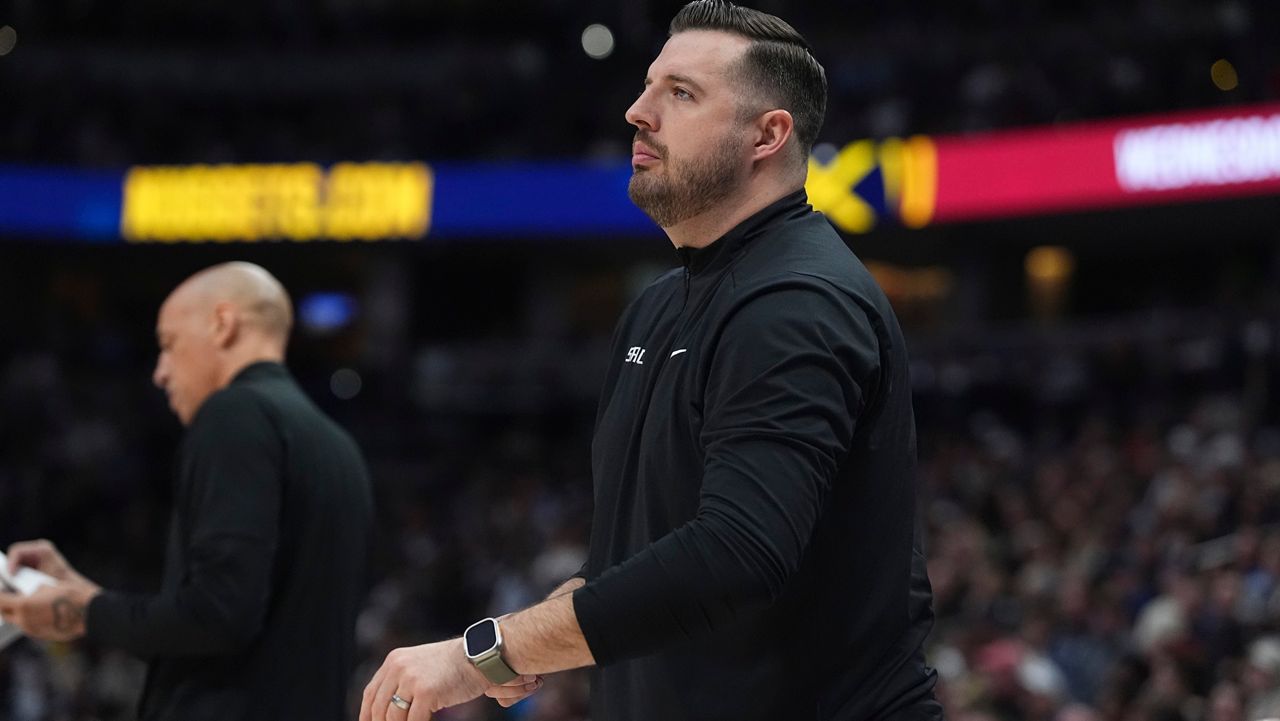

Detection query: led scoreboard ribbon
xmin=120 ymin=162 xmax=433 ymax=243
xmin=0 ymin=103 xmax=1277 ymax=243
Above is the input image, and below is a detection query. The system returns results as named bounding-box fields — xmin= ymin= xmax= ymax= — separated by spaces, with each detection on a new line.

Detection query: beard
xmin=627 ymin=130 xmax=743 ymax=228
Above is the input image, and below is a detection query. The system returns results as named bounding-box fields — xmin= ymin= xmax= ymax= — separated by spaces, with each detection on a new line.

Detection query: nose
xmin=152 ymin=356 xmax=168 ymax=389
xmin=625 ymin=88 xmax=657 ymax=132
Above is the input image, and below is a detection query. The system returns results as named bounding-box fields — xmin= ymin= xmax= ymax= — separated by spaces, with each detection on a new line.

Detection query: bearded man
xmin=359 ymin=3 xmax=943 ymax=720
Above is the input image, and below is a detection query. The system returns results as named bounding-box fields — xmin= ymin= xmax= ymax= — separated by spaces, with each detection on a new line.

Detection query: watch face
xmin=464 ymin=618 xmax=498 ymax=657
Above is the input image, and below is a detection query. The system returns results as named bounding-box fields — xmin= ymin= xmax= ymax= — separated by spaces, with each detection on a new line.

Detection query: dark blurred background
xmin=2 ymin=1 xmax=1280 ymax=720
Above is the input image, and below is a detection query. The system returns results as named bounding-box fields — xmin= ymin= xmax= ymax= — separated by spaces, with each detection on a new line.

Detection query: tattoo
xmin=51 ymin=596 xmax=84 ymax=633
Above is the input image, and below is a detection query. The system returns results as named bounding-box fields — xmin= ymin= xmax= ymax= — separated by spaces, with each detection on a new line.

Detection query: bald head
xmin=154 ymin=262 xmax=294 ymax=425
xmin=167 ymin=262 xmax=293 ymax=345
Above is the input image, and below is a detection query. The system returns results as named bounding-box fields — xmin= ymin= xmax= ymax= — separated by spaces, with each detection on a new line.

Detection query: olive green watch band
xmin=474 ymin=650 xmax=519 ymax=684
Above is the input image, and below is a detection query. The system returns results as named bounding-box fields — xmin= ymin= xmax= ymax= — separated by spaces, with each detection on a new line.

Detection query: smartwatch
xmin=463 ymin=617 xmax=519 ymax=684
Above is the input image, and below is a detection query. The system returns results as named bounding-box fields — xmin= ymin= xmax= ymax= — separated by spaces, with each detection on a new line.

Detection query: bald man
xmin=0 ymin=262 xmax=375 ymax=721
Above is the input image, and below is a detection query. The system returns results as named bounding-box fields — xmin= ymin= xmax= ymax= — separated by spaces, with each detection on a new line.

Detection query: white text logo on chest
xmin=625 ymin=346 xmax=647 ymax=365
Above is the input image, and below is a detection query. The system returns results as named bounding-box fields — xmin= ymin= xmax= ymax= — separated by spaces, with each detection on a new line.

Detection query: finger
xmin=359 ymin=681 xmax=373 ymax=721
xmin=494 ymin=689 xmax=538 ymax=707
xmin=405 ymin=695 xmax=433 ymax=721
xmin=497 ymin=674 xmax=540 ymax=687
xmin=485 ymin=677 xmax=543 ymax=700
xmin=7 ymin=541 xmax=51 ymax=574
xmin=387 ymin=693 xmax=411 ymax=721
xmin=497 ymin=690 xmax=540 ymax=708
xmin=371 ymin=670 xmax=401 ymax=721
xmin=0 ymin=591 xmax=20 ymax=613
xmin=483 ymin=674 xmax=539 ymax=694
xmin=360 ymin=665 xmax=386 ymax=721
xmin=6 ymin=543 xmax=31 ymax=574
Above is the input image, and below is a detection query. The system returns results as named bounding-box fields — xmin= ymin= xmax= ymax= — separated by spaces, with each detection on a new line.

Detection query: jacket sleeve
xmin=86 ymin=387 xmax=283 ymax=657
xmin=573 ymin=282 xmax=881 ymax=664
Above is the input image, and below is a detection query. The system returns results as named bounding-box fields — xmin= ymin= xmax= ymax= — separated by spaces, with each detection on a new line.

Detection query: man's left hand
xmin=0 ymin=579 xmax=101 ymax=642
xmin=359 ymin=638 xmax=493 ymax=721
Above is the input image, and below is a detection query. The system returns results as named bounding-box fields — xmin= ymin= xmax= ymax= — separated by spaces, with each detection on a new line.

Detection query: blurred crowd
xmin=1 ymin=0 xmax=1277 ymax=166
xmin=5 ymin=258 xmax=1280 ymax=720
xmin=914 ymin=307 xmax=1280 ymax=721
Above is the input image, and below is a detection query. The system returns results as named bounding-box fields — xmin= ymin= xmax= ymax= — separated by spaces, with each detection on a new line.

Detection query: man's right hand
xmin=7 ymin=539 xmax=77 ymax=582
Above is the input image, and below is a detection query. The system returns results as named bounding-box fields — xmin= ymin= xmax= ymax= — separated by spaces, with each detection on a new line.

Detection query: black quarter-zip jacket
xmin=85 ymin=362 xmax=374 ymax=721
xmin=573 ymin=190 xmax=942 ymax=721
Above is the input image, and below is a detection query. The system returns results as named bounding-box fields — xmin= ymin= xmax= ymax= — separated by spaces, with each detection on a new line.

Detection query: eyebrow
xmin=645 ymin=73 xmax=707 ymax=95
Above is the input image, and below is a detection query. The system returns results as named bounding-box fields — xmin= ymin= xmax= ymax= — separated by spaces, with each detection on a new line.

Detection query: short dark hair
xmin=669 ymin=0 xmax=827 ymax=158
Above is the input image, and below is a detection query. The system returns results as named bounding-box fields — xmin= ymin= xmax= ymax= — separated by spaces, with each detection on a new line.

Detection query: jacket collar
xmin=229 ymin=360 xmax=288 ymax=385
xmin=675 ymin=188 xmax=812 ymax=276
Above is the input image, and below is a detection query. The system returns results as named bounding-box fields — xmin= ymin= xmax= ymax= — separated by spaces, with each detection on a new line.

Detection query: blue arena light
xmin=299 ymin=292 xmax=358 ymax=334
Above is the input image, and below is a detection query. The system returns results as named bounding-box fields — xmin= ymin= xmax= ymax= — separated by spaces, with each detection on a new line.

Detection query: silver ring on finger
xmin=391 ymin=693 xmax=411 ymax=711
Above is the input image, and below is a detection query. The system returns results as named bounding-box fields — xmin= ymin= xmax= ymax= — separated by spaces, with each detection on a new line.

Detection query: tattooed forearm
xmin=51 ymin=596 xmax=85 ymax=633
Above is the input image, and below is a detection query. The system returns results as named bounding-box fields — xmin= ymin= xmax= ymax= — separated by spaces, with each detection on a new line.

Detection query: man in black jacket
xmin=359 ymin=2 xmax=943 ymax=720
xmin=0 ymin=262 xmax=374 ymax=721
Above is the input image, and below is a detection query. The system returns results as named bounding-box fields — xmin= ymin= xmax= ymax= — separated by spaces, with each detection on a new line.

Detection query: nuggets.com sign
xmin=120 ymin=162 xmax=432 ymax=243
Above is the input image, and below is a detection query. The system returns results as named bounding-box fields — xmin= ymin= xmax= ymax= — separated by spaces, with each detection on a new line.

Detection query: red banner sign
xmin=924 ymin=103 xmax=1280 ymax=225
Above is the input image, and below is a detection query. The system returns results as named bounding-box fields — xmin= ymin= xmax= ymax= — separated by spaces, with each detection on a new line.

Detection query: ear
xmin=211 ymin=301 xmax=239 ymax=349
xmin=751 ymin=109 xmax=795 ymax=164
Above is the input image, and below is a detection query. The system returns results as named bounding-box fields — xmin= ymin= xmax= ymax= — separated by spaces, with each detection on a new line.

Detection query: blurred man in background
xmin=0 ymin=262 xmax=375 ymax=721
xmin=358 ymin=2 xmax=942 ymax=720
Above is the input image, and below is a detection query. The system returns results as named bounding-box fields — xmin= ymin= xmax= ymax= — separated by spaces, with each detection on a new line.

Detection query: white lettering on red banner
xmin=1114 ymin=114 xmax=1280 ymax=192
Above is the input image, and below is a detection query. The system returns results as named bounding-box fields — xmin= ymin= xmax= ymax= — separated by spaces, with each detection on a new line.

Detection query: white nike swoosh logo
xmin=670 ymin=349 xmax=688 ymax=358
